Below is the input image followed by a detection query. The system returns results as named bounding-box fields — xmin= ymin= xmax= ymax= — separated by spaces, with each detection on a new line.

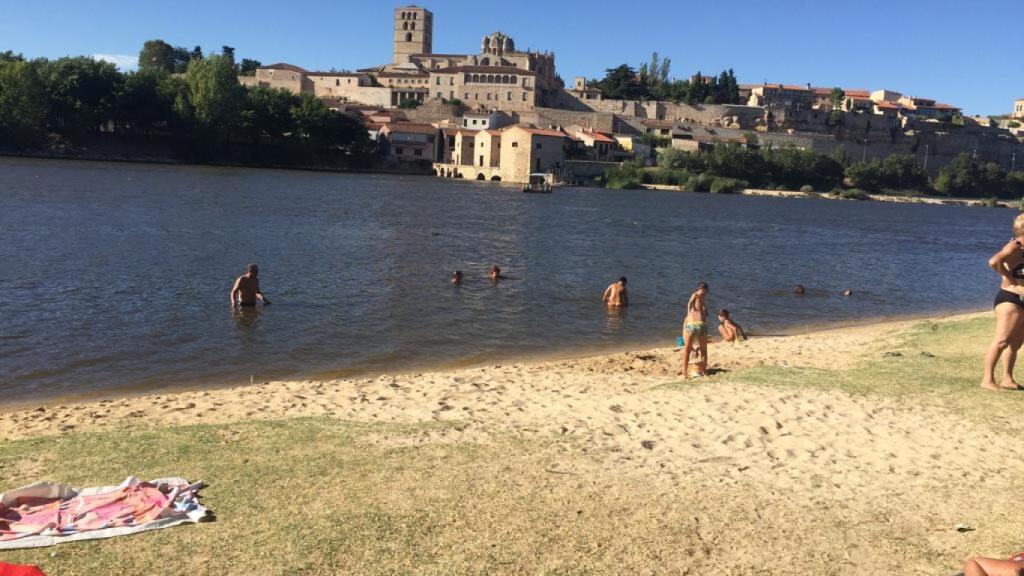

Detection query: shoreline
xmin=640 ymin=183 xmax=1015 ymax=207
xmin=0 ymin=309 xmax=989 ymax=436
xmin=0 ymin=307 xmax=985 ymax=413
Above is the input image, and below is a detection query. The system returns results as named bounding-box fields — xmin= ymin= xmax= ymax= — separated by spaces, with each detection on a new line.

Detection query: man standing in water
xmin=602 ymin=277 xmax=629 ymax=308
xmin=682 ymin=282 xmax=709 ymax=377
xmin=230 ymin=264 xmax=271 ymax=308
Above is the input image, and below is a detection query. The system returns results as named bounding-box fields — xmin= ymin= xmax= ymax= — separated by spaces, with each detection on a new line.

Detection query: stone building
xmin=1015 ymin=98 xmax=1024 ymax=120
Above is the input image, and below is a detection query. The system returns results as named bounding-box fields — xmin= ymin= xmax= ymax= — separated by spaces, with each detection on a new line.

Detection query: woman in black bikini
xmin=983 ymin=214 xmax=1024 ymax=391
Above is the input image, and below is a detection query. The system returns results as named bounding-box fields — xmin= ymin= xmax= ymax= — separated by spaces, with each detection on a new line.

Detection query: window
xmin=411 ymin=22 xmax=416 ymax=30
xmin=405 ymin=33 xmax=412 ymax=42
xmin=414 ymin=149 xmax=422 ymax=156
xmin=486 ymin=93 xmax=491 ymax=100
xmin=403 ymin=22 xmax=409 ymax=30
xmin=522 ymin=92 xmax=528 ymax=101
xmin=396 ymin=147 xmax=404 ymax=155
xmin=336 ymin=79 xmax=339 ymax=86
xmin=507 ymin=92 xmax=512 ymax=101
xmin=472 ymin=119 xmax=477 ymax=125
xmin=512 ymin=142 xmax=518 ymax=148
xmin=464 ymin=92 xmax=470 ymax=99
xmin=536 ymin=143 xmax=543 ymax=150
xmin=436 ymin=77 xmax=441 ymax=85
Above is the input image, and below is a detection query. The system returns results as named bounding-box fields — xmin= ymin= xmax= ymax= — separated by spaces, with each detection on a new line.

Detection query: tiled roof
xmin=260 ymin=63 xmax=308 ymax=73
xmin=308 ymin=71 xmax=363 ymax=77
xmin=844 ymin=89 xmax=870 ymax=98
xmin=507 ymin=126 xmax=566 ymax=138
xmin=383 ymin=122 xmax=438 ymax=135
xmin=874 ymin=101 xmax=902 ymax=110
xmin=582 ymin=130 xmax=616 ymax=144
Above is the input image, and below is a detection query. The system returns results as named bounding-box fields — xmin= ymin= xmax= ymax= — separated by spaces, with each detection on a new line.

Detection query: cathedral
xmin=362 ymin=6 xmax=561 ymax=111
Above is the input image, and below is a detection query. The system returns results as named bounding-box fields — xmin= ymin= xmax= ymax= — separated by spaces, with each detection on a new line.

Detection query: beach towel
xmin=0 ymin=477 xmax=209 ymax=549
xmin=0 ymin=563 xmax=46 ymax=576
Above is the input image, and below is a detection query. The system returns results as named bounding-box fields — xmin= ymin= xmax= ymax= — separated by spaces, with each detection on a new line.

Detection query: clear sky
xmin=3 ymin=0 xmax=1021 ymax=116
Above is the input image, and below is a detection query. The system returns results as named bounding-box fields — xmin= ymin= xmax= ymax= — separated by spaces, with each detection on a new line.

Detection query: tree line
xmin=590 ymin=53 xmax=741 ymax=105
xmin=605 ymin=142 xmax=1024 ymax=199
xmin=0 ymin=42 xmax=373 ymax=166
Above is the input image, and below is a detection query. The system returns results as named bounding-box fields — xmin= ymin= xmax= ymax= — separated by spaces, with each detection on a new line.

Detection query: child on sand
xmin=717 ymin=309 xmax=746 ymax=342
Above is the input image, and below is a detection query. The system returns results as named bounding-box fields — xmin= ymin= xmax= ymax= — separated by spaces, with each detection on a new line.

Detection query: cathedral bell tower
xmin=394 ymin=6 xmax=433 ymax=64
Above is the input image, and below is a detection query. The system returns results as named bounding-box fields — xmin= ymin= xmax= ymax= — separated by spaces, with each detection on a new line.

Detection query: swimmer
xmin=717 ymin=309 xmax=746 ymax=342
xmin=451 ymin=270 xmax=463 ymax=285
xmin=602 ymin=277 xmax=629 ymax=308
xmin=794 ymin=284 xmax=806 ymax=296
xmin=489 ymin=265 xmax=503 ymax=281
xmin=230 ymin=264 xmax=270 ymax=308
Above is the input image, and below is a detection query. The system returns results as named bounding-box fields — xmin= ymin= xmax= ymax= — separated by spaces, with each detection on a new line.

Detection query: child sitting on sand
xmin=717 ymin=309 xmax=746 ymax=342
xmin=961 ymin=553 xmax=1024 ymax=576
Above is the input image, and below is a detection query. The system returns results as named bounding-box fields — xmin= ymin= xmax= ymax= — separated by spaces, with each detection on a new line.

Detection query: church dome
xmin=481 ymin=31 xmax=515 ymax=55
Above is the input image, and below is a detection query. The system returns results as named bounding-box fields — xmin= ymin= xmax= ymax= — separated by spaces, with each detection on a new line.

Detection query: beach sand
xmin=4 ymin=311 xmax=1024 ymax=574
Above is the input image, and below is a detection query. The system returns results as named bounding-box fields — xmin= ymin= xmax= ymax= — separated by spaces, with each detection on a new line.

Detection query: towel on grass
xmin=0 ymin=563 xmax=46 ymax=576
xmin=0 ymin=477 xmax=209 ymax=549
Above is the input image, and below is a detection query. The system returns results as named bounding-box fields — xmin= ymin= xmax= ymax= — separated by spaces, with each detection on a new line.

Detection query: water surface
xmin=0 ymin=158 xmax=1007 ymax=403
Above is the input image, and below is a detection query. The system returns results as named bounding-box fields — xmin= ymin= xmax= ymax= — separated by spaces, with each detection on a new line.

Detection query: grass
xmin=3 ymin=315 xmax=1023 ymax=574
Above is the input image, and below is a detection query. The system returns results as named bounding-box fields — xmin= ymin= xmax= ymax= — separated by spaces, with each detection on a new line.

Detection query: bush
xmin=687 ymin=173 xmax=713 ymax=193
xmin=800 ymin=185 xmax=815 ymax=193
xmin=604 ymin=163 xmax=643 ymax=190
xmin=839 ymin=188 xmax=868 ymax=200
xmin=651 ymin=167 xmax=689 ymax=186
xmin=710 ymin=177 xmax=747 ymax=194
xmin=980 ymin=196 xmax=1000 ymax=208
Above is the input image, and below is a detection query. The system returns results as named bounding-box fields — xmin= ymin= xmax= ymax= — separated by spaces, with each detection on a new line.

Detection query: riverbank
xmin=3 ymin=311 xmax=1024 ymax=575
xmin=641 ymin=183 xmax=1016 ymax=207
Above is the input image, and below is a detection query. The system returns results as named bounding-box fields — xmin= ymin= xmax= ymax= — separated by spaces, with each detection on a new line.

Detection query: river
xmin=0 ymin=158 xmax=1008 ymax=403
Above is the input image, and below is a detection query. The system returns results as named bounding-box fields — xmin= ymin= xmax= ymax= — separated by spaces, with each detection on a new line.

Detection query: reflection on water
xmin=0 ymin=157 xmax=1010 ymax=403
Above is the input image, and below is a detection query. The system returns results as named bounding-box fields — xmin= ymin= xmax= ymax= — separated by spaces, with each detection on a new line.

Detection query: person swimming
xmin=794 ymin=284 xmax=806 ymax=296
xmin=681 ymin=282 xmax=709 ymax=377
xmin=230 ymin=264 xmax=270 ymax=308
xmin=717 ymin=309 xmax=746 ymax=342
xmin=602 ymin=276 xmax=629 ymax=308
xmin=451 ymin=270 xmax=463 ymax=285
xmin=842 ymin=289 xmax=853 ymax=297
xmin=489 ymin=266 xmax=503 ymax=282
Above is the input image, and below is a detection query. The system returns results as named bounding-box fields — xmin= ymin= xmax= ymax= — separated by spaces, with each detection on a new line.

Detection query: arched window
xmin=487 ymin=74 xmax=495 ymax=83
xmin=403 ymin=22 xmax=408 ymax=30
xmin=510 ymin=75 xmax=517 ymax=85
xmin=413 ymin=12 xmax=417 ymax=19
xmin=502 ymin=75 xmax=510 ymax=84
xmin=472 ymin=74 xmax=480 ymax=83
xmin=464 ymin=74 xmax=471 ymax=83
xmin=410 ymin=22 xmax=416 ymax=30
xmin=405 ymin=32 xmax=412 ymax=42
xmin=401 ymin=11 xmax=406 ymax=19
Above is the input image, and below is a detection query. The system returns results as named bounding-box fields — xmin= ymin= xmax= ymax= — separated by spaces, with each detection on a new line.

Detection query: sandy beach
xmin=5 ymin=310 xmax=1024 ymax=574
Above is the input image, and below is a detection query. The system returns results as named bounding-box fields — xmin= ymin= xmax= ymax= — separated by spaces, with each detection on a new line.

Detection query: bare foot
xmin=999 ymin=379 xmax=1022 ymax=391
xmin=982 ymin=380 xmax=1003 ymax=392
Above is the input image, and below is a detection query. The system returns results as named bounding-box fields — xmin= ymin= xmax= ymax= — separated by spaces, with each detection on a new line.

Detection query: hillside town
xmin=236 ymin=5 xmax=1024 ymax=184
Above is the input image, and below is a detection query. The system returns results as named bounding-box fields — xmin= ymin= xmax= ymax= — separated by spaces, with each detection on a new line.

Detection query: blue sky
xmin=3 ymin=0 xmax=1021 ymax=116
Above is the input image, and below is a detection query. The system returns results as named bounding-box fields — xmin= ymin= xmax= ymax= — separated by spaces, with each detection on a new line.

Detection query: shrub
xmin=604 ymin=163 xmax=643 ymax=190
xmin=839 ymin=188 xmax=868 ymax=200
xmin=800 ymin=185 xmax=815 ymax=193
xmin=687 ymin=173 xmax=713 ymax=192
xmin=980 ymin=196 xmax=1000 ymax=208
xmin=710 ymin=177 xmax=747 ymax=194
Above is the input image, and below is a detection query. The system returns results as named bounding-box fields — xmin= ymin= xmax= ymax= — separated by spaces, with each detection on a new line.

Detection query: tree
xmin=221 ymin=46 xmax=235 ymax=63
xmin=138 ymin=40 xmax=176 ymax=73
xmin=191 ymin=46 xmax=203 ymax=61
xmin=0 ymin=59 xmax=48 ymax=146
xmin=185 ymin=53 xmax=244 ymax=138
xmin=592 ymin=65 xmax=643 ymax=100
xmin=38 ymin=56 xmax=122 ymax=136
xmin=397 ymin=99 xmax=421 ymax=109
xmin=172 ymin=46 xmax=193 ymax=73
xmin=238 ymin=58 xmax=261 ymax=76
xmin=240 ymin=85 xmax=298 ymax=142
xmin=829 ymin=87 xmax=845 ymax=123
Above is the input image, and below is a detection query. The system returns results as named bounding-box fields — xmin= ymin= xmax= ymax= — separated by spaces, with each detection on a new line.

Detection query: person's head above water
xmin=489 ymin=266 xmax=501 ymax=275
xmin=619 ymin=276 xmax=628 ymax=285
xmin=246 ymin=264 xmax=259 ymax=277
xmin=452 ymin=270 xmax=463 ymax=281
xmin=794 ymin=284 xmax=806 ymax=295
xmin=842 ymin=289 xmax=853 ymax=297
